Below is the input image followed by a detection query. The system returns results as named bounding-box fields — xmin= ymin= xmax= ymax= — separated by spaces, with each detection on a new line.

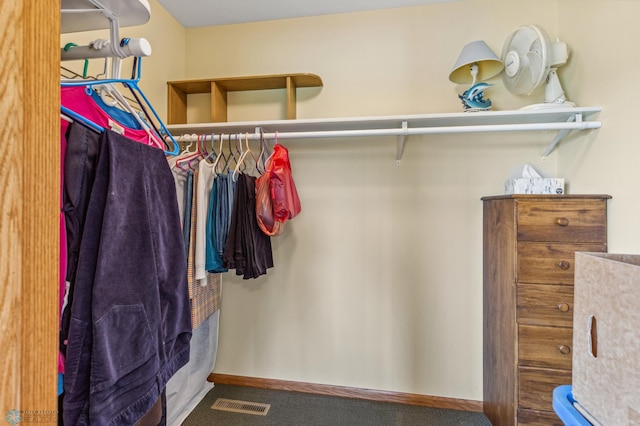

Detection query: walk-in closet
xmin=3 ymin=0 xmax=640 ymax=425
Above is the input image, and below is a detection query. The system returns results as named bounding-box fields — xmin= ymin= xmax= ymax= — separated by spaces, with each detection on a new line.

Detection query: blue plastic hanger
xmin=60 ymin=105 xmax=104 ymax=133
xmin=60 ymin=58 xmax=179 ymax=155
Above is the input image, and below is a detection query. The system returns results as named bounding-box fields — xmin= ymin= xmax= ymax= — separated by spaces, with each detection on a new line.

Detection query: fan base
xmin=520 ymin=100 xmax=576 ymax=111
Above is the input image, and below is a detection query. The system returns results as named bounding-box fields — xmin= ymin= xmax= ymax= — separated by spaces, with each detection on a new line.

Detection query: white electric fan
xmin=501 ymin=24 xmax=575 ymax=109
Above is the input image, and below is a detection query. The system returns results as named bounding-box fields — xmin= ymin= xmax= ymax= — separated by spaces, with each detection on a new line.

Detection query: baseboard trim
xmin=207 ymin=373 xmax=483 ymax=413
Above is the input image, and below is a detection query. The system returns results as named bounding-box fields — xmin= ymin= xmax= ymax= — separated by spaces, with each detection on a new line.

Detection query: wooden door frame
xmin=1 ymin=0 xmax=60 ymax=420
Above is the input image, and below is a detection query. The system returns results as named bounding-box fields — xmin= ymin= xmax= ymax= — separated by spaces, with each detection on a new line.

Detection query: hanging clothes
xmin=223 ymin=173 xmax=274 ymax=279
xmin=196 ymin=159 xmax=223 ymax=277
xmin=61 ymin=86 xmax=160 ymax=147
xmin=59 ymin=116 xmax=70 ymax=381
xmin=167 ymin=136 xmax=304 ymax=280
xmin=59 ymin=86 xmax=150 ymax=376
xmin=218 ymin=172 xmax=237 ymax=260
xmin=205 ymin=176 xmax=227 ymax=273
xmin=168 ymin=157 xmax=188 ymax=231
xmin=183 ymin=170 xmax=194 ymax=257
xmin=59 ymin=122 xmax=101 ymax=361
xmin=169 ymin=155 xmax=222 ymax=329
xmin=61 ymin=125 xmax=191 ymax=425
xmin=164 ymin=150 xmax=223 ymax=425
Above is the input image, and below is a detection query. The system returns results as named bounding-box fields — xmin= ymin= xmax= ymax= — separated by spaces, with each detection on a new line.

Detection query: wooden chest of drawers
xmin=481 ymin=195 xmax=610 ymax=426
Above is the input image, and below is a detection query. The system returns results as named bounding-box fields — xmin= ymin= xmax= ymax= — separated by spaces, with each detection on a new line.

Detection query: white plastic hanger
xmin=233 ymin=132 xmax=258 ymax=181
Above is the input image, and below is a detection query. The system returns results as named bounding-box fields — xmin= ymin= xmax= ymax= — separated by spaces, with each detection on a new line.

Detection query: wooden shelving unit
xmin=167 ymin=73 xmax=324 ymax=124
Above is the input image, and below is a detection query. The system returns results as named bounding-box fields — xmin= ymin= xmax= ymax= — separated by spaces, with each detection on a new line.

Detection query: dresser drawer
xmin=517 ymin=284 xmax=574 ymax=327
xmin=517 ymin=408 xmax=564 ymax=425
xmin=517 ymin=242 xmax=606 ymax=284
xmin=518 ymin=324 xmax=573 ymax=369
xmin=518 ymin=366 xmax=572 ymax=411
xmin=516 ymin=200 xmax=607 ymax=243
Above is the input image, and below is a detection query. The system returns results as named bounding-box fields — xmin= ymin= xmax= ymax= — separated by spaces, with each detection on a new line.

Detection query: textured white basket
xmin=572 ymin=252 xmax=640 ymax=426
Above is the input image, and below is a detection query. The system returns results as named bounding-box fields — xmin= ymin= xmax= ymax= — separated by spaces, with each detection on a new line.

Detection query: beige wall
xmin=60 ymin=0 xmax=640 ymax=403
xmin=557 ymin=0 xmax=640 ymax=253
xmin=180 ymin=0 xmax=561 ymax=401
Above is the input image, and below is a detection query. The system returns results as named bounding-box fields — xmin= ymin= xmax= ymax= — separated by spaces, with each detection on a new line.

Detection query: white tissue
xmin=521 ymin=164 xmax=542 ymax=179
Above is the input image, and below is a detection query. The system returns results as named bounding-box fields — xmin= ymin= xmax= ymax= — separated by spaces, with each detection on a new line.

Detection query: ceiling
xmin=156 ymin=0 xmax=460 ymax=28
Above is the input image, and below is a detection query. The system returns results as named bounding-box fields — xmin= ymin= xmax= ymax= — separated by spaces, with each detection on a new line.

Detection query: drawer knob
xmin=557 ymin=261 xmax=571 ymax=270
xmin=559 ymin=345 xmax=571 ymax=355
xmin=557 ymin=303 xmax=570 ymax=312
xmin=556 ymin=217 xmax=570 ymax=226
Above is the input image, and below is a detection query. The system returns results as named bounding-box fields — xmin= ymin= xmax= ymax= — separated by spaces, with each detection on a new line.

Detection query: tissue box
xmin=504 ymin=178 xmax=565 ymax=195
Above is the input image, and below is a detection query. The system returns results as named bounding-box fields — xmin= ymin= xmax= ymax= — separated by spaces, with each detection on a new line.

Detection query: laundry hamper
xmin=565 ymin=253 xmax=640 ymax=425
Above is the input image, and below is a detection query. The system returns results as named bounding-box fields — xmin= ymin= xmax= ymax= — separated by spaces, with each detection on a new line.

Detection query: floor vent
xmin=211 ymin=398 xmax=271 ymax=416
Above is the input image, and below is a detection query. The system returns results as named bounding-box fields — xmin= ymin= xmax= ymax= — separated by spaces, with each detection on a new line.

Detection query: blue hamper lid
xmin=553 ymin=385 xmax=593 ymax=425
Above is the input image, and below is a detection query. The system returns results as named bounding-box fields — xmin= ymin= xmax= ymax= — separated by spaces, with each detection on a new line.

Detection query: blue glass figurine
xmin=459 ymin=82 xmax=493 ymax=111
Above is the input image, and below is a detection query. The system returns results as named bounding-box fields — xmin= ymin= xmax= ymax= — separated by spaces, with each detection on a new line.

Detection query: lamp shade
xmin=449 ymin=40 xmax=504 ymax=84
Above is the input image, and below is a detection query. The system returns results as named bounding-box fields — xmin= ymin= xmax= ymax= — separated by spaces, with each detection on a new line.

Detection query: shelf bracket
xmin=541 ymin=113 xmax=581 ymax=162
xmin=396 ymin=121 xmax=408 ymax=166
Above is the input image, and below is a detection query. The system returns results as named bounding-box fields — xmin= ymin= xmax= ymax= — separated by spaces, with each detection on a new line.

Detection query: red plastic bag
xmin=267 ymin=144 xmax=301 ymax=222
xmin=255 ymin=170 xmax=285 ymax=236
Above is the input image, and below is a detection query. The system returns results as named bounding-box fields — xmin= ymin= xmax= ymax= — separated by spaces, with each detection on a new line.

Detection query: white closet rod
xmin=173 ymin=120 xmax=601 ymax=143
xmin=61 ymin=38 xmax=152 ymax=61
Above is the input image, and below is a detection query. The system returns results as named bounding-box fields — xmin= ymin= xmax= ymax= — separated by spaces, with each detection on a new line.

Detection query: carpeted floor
xmin=181 ymin=384 xmax=492 ymax=425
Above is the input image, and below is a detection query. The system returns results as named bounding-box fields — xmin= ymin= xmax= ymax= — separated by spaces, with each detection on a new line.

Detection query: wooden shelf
xmin=167 ymin=73 xmax=323 ymax=124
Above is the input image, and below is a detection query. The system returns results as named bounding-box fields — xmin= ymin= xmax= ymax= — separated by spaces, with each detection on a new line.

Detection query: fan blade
xmin=504 ymin=59 xmax=523 ymax=93
xmin=526 ymin=51 xmax=546 ymax=88
xmin=512 ymin=26 xmax=537 ymax=54
xmin=508 ymin=71 xmax=523 ymax=93
xmin=528 ymin=37 xmax=542 ymax=57
xmin=512 ymin=63 xmax=529 ymax=94
xmin=507 ymin=53 xmax=536 ymax=95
